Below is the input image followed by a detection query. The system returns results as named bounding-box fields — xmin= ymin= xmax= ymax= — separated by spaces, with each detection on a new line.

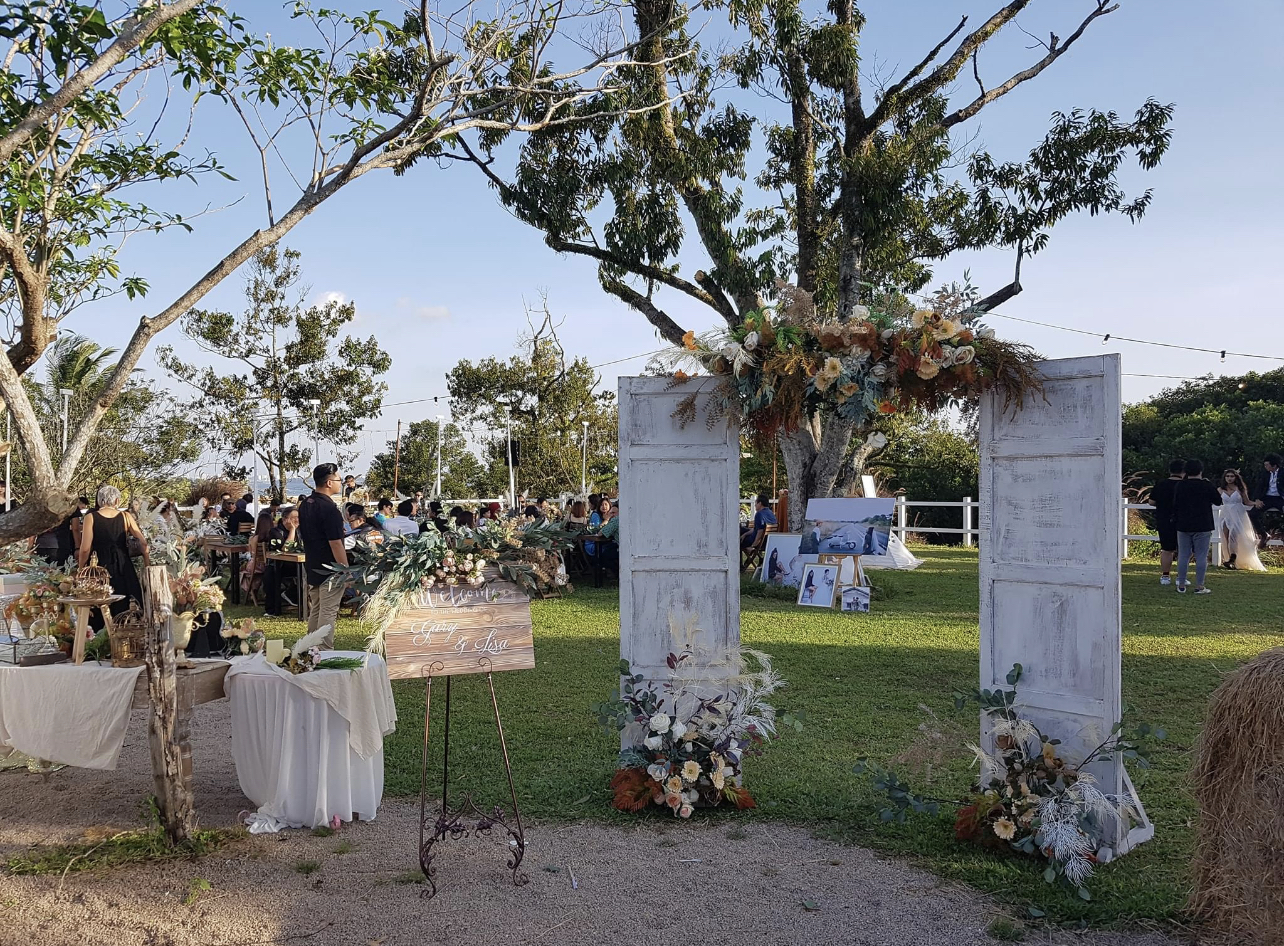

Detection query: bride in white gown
xmin=1218 ymin=470 xmax=1266 ymax=571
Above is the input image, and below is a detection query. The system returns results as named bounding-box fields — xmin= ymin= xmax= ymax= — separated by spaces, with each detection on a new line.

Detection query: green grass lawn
xmin=227 ymin=548 xmax=1284 ymax=929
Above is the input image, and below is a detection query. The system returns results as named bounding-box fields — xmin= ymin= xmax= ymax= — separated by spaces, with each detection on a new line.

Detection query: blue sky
xmin=75 ymin=0 xmax=1284 ymax=474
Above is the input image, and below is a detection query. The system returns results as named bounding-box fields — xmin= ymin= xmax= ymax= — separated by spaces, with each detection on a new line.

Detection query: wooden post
xmin=142 ymin=565 xmax=195 ymax=844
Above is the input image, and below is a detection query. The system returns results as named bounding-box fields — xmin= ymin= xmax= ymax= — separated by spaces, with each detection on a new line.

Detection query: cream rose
xmin=954 ymin=345 xmax=976 ymax=364
xmin=649 ymin=713 xmax=671 ymax=733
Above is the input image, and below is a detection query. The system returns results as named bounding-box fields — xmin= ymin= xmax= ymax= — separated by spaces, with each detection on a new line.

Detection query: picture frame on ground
xmin=797 ymin=564 xmax=836 ymax=608
xmin=761 ymin=533 xmax=804 ymax=587
xmin=841 ymin=586 xmax=871 ymax=613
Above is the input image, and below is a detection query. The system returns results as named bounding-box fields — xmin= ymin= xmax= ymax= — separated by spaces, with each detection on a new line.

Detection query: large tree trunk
xmin=778 ymin=414 xmax=861 ymax=524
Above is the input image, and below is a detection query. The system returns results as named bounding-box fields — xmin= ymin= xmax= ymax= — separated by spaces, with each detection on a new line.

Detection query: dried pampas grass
xmin=1190 ymin=646 xmax=1284 ymax=943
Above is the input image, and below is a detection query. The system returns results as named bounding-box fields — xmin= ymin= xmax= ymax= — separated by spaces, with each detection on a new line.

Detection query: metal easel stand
xmin=417 ymin=657 xmax=528 ymax=899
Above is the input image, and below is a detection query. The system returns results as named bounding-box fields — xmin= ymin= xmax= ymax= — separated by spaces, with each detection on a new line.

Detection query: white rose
xmin=644 ymin=735 xmax=663 ymax=751
xmin=670 ymin=721 xmax=687 ymax=741
xmin=938 ymin=346 xmax=956 ymax=367
xmin=954 ymin=345 xmax=976 ymax=364
xmin=720 ymin=342 xmax=741 ymax=361
xmin=743 ymin=331 xmax=760 ymax=351
xmin=851 ymin=304 xmax=871 ymax=320
xmin=679 ymin=804 xmax=694 ymax=819
xmin=979 ymin=327 xmax=996 ymax=339
xmin=880 ymin=328 xmax=895 ymax=340
xmin=649 ymin=713 xmax=671 ymax=733
xmin=870 ymin=363 xmax=890 ymax=381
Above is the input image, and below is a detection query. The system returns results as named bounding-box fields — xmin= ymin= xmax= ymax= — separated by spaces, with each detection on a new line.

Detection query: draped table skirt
xmin=226 ymin=652 xmax=393 ymax=830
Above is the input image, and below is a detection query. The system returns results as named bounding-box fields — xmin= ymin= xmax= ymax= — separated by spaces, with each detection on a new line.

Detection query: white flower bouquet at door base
xmin=595 ymin=616 xmax=801 ymax=817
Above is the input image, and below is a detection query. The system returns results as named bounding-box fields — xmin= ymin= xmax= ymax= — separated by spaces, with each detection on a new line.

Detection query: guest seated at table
xmin=740 ymin=493 xmax=777 ymax=551
xmin=241 ymin=510 xmax=274 ymax=601
xmin=524 ymin=503 xmax=544 ymax=524
xmin=479 ymin=501 xmax=501 ymax=523
xmin=344 ymin=503 xmax=380 ymax=547
xmin=451 ymin=506 xmax=475 ymax=529
xmin=584 ymin=496 xmax=612 ymax=557
xmin=227 ymin=495 xmax=255 ymax=536
xmin=78 ymin=485 xmax=149 ymax=628
xmin=383 ymin=499 xmax=420 ymax=537
xmin=270 ymin=506 xmax=299 ymax=549
xmin=564 ymin=499 xmax=588 ymax=529
xmin=263 ymin=506 xmax=299 ymax=616
xmin=373 ymin=497 xmax=394 ymax=528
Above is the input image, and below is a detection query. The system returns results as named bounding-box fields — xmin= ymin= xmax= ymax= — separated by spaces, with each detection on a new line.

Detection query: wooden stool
xmin=58 ymin=595 xmax=124 ymax=664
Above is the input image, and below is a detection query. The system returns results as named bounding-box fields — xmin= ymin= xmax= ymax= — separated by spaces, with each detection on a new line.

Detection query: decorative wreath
xmin=671 ymin=282 xmax=1042 ymax=445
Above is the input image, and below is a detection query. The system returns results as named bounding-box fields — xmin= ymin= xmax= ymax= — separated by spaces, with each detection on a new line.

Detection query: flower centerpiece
xmin=220 ymin=617 xmax=265 ymax=656
xmin=336 ymin=519 xmax=575 ymax=652
xmin=168 ymin=564 xmax=225 ymax=659
xmin=854 ymin=664 xmax=1161 ymax=896
xmin=595 ymin=617 xmax=800 ymax=817
xmin=264 ymin=627 xmax=364 ymax=674
xmin=669 ymin=281 xmax=1041 ymax=445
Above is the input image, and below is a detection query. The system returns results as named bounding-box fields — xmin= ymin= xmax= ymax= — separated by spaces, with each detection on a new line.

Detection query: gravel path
xmin=0 ymin=701 xmax=1180 ymax=946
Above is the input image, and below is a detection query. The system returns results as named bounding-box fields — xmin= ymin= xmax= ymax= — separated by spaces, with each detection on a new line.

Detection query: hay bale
xmin=1191 ymin=647 xmax=1284 ymax=942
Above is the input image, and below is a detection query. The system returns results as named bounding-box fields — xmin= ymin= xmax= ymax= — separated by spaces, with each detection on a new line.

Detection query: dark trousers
xmin=1250 ymin=495 xmax=1283 ymax=542
xmin=264 ymin=560 xmax=282 ymax=615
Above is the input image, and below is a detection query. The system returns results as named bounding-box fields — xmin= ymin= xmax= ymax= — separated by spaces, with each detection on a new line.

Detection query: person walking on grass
xmin=1172 ymin=458 xmax=1222 ymax=595
xmin=1151 ymin=459 xmax=1185 ymax=585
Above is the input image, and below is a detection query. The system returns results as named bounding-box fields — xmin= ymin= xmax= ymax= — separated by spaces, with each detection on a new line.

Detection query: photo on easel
xmin=797 ymin=564 xmax=836 ymax=608
xmin=840 ymin=586 xmax=871 ymax=613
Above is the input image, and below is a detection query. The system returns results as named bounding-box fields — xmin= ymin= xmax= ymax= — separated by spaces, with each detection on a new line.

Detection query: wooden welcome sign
xmin=382 ymin=579 xmax=534 ymax=679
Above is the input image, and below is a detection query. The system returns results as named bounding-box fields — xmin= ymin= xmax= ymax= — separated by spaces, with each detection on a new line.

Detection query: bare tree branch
xmin=865 ymin=14 xmax=968 ymax=132
xmin=943 ymin=2 xmax=1118 ymax=128
xmin=599 ymin=277 xmax=687 ymax=346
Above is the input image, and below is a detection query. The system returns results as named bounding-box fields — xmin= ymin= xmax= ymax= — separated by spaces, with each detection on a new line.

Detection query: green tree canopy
xmin=446 ymin=309 xmax=618 ymax=500
xmin=1123 ymin=369 xmax=1284 ymax=483
xmin=159 ymin=246 xmax=390 ymax=501
xmin=365 ymin=419 xmax=486 ymax=500
xmin=466 ymin=0 xmax=1172 ymax=522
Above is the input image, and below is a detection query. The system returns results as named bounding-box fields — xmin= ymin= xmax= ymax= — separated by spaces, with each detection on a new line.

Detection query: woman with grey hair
xmin=78 ymin=485 xmax=149 ymax=625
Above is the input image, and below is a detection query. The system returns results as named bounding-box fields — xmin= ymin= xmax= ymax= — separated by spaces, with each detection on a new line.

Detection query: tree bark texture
xmin=142 ymin=565 xmax=195 ymax=846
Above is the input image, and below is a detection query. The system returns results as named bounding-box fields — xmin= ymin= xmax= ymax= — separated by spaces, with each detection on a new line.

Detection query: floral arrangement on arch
xmin=855 ymin=664 xmax=1161 ymax=897
xmin=334 ymin=518 xmax=575 ymax=651
xmin=220 ymin=617 xmax=265 ymax=655
xmin=671 ymin=281 xmax=1041 ymax=445
xmin=595 ymin=615 xmax=801 ymax=817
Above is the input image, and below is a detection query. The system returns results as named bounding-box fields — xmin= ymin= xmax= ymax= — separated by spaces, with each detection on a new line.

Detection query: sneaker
xmin=1194 ymin=587 xmax=1212 ymax=595
xmin=1176 ymin=584 xmax=1186 ymax=593
xmin=1159 ymin=575 xmax=1171 ymax=585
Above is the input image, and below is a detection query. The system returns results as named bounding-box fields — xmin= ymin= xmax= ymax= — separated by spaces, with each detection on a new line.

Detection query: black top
xmin=1150 ymin=478 xmax=1181 ymax=526
xmin=1172 ymin=478 xmax=1222 ymax=533
xmin=298 ymin=491 xmax=344 ymax=586
xmin=1255 ymin=468 xmax=1282 ymax=501
xmin=227 ymin=509 xmax=254 ymax=535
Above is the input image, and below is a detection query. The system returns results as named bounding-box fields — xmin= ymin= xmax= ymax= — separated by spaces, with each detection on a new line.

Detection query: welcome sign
xmin=382 ymin=579 xmax=535 ymax=678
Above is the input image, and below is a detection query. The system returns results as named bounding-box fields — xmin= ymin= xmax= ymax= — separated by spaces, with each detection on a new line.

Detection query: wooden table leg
xmin=71 ymin=605 xmax=90 ymax=665
xmin=298 ymin=562 xmax=308 ymax=622
xmin=230 ymin=550 xmax=241 ymax=606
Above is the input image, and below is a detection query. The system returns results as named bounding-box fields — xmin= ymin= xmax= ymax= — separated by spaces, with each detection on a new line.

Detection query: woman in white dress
xmin=1218 ymin=470 xmax=1266 ymax=571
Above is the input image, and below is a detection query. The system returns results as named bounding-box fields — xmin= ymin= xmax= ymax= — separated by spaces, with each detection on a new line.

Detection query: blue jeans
xmin=1176 ymin=531 xmax=1211 ymax=588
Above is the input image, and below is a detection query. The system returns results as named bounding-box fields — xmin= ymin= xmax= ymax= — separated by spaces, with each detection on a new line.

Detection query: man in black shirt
xmin=227 ymin=495 xmax=255 ymax=536
xmin=1149 ymin=459 xmax=1185 ymax=586
xmin=1171 ymin=458 xmax=1221 ymax=595
xmin=297 ymin=463 xmax=348 ymax=646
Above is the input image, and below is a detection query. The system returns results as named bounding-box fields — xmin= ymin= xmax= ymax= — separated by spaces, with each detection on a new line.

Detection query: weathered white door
xmin=979 ymin=354 xmax=1149 ymax=855
xmin=618 ymin=377 xmax=740 ymax=684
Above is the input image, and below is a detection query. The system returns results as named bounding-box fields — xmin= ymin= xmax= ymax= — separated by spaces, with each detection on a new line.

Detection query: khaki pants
xmin=306 ymin=580 xmax=345 ymax=648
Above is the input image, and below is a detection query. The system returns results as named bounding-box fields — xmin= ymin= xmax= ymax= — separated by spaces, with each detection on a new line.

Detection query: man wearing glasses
xmin=297 ymin=462 xmax=349 ymax=646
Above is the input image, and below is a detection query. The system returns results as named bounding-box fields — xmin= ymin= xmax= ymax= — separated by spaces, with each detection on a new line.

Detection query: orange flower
xmin=681 ymin=330 xmax=697 ymax=351
xmin=673 ymin=369 xmax=689 ymax=381
xmin=878 ymin=401 xmax=898 ymax=414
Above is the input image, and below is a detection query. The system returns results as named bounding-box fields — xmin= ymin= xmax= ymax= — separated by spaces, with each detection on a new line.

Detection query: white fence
xmin=889 ymin=497 xmax=1222 ymax=560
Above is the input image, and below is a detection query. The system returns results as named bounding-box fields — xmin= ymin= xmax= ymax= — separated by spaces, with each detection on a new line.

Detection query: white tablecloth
xmin=225 ymin=652 xmax=397 ymax=830
xmin=0 ymin=662 xmax=144 ymax=769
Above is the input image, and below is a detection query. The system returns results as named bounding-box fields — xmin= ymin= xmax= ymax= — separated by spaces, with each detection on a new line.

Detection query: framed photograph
xmin=801 ymin=498 xmax=895 ymax=557
xmin=797 ymin=564 xmax=837 ymax=608
xmin=841 ymin=586 xmax=871 ymax=613
xmin=761 ymin=533 xmax=802 ymax=586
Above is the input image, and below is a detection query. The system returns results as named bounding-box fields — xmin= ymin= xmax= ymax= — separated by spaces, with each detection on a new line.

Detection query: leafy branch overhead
xmin=463 ymin=0 xmax=1173 ymax=520
xmin=0 ymin=0 xmax=678 ymax=540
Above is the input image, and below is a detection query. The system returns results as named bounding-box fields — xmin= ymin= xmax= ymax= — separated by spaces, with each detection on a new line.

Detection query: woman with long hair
xmin=1218 ymin=469 xmax=1266 ymax=571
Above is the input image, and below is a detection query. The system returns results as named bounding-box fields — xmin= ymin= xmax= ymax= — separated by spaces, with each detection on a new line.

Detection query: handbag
xmin=127 ymin=533 xmax=144 ymax=558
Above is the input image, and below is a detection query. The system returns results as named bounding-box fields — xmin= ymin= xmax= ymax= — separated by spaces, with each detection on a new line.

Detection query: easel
xmin=417 ymin=656 xmax=528 ymax=899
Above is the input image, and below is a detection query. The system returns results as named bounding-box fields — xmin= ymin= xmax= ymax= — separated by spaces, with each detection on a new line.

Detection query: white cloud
xmin=317 ymin=290 xmax=347 ymax=306
xmin=394 ymin=296 xmax=451 ymax=321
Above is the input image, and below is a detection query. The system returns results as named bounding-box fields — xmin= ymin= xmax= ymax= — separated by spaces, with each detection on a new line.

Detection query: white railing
xmin=888 ymin=497 xmax=1222 ymax=561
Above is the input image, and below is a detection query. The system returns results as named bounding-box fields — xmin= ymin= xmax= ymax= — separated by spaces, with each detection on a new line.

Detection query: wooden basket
xmin=108 ymin=602 xmax=148 ymax=668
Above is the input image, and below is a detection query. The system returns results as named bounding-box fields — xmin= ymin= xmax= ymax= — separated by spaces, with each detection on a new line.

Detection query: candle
xmin=265 ymin=639 xmax=286 ymax=665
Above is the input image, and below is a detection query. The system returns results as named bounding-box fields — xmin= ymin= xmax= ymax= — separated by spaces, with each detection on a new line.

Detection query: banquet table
xmin=200 ymin=538 xmax=245 ymax=605
xmin=0 ymin=658 xmax=230 ymax=770
xmin=265 ymin=551 xmax=308 ymax=621
xmin=225 ymin=651 xmax=396 ymax=831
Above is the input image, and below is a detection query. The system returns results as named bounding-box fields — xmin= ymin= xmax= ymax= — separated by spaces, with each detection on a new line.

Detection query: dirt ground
xmin=0 ymin=701 xmax=1180 ymax=946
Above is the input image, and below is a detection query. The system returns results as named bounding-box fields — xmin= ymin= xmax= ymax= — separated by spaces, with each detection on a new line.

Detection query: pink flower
xmin=330 ymin=814 xmax=341 ymax=830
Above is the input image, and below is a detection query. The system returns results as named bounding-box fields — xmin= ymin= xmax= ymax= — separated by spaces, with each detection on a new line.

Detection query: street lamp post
xmin=434 ymin=415 xmax=444 ymax=499
xmin=581 ymin=420 xmax=589 ymax=495
xmin=60 ymin=388 xmax=73 ymax=456
xmin=505 ymin=408 xmax=516 ymax=512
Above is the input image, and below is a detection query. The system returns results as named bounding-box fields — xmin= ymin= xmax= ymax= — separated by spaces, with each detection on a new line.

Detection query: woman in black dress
xmin=77 ymin=485 xmax=149 ymax=626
